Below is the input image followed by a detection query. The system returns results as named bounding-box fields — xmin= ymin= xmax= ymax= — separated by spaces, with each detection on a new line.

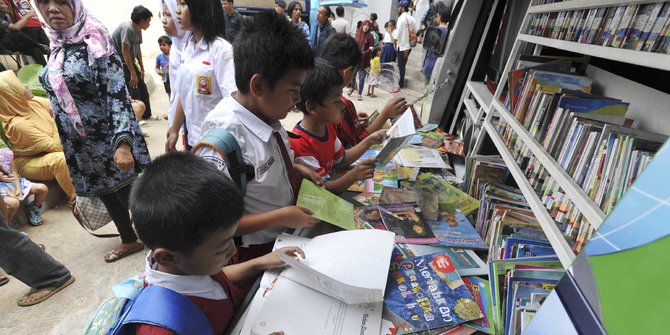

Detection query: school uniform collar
xmin=144 ymin=252 xmax=227 ymax=300
xmin=228 ymin=96 xmax=283 ymax=143
xmin=188 ymin=33 xmax=210 ymax=51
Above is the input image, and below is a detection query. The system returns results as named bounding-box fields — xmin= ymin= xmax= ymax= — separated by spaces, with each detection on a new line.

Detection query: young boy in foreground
xmin=290 ymin=58 xmax=387 ymax=194
xmin=195 ymin=12 xmax=321 ymax=263
xmin=130 ymin=152 xmax=302 ymax=334
xmin=320 ymin=33 xmax=408 ymax=149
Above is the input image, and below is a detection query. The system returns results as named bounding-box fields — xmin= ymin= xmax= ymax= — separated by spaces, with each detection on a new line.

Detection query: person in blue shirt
xmin=155 ymin=35 xmax=171 ymax=97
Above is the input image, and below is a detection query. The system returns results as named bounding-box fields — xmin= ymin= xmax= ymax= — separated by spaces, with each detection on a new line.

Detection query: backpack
xmin=82 ymin=276 xmax=214 ymax=335
xmin=406 ymin=17 xmax=418 ymax=47
xmin=192 ymin=128 xmax=255 ymax=196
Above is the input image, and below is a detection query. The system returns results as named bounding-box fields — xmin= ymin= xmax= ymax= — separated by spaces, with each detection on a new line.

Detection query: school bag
xmin=82 ymin=276 xmax=214 ymax=335
xmin=192 ymin=128 xmax=255 ymax=196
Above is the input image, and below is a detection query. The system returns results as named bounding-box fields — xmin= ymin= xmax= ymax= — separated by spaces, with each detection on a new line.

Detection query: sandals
xmin=0 ymin=275 xmax=8 ymax=287
xmin=104 ymin=242 xmax=145 ymax=263
xmin=17 ymin=275 xmax=75 ymax=307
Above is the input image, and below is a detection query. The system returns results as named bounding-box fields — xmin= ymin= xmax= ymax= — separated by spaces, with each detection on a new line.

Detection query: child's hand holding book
xmin=255 ymin=246 xmax=305 ymax=271
xmin=349 ymin=158 xmax=376 ymax=181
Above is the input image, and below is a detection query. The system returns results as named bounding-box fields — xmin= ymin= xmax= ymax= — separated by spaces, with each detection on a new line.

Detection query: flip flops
xmin=103 ymin=242 xmax=145 ymax=263
xmin=17 ymin=275 xmax=75 ymax=307
xmin=0 ymin=275 xmax=8 ymax=287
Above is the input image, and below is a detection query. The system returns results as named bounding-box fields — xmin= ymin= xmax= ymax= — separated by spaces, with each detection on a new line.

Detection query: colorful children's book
xmin=399 ymin=244 xmax=488 ymax=276
xmin=348 ymin=162 xmax=399 ymax=193
xmin=353 ymin=192 xmax=380 ymax=206
xmin=384 ymin=250 xmax=484 ymax=334
xmin=463 ymin=277 xmax=495 ymax=334
xmin=430 ymin=209 xmax=488 ymax=250
xmin=408 ymin=173 xmax=480 ymax=214
xmin=379 ymin=204 xmax=438 ymax=245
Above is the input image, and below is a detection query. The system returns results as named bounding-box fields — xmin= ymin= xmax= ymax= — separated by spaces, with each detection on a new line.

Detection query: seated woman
xmin=0 ymin=71 xmax=75 ymax=203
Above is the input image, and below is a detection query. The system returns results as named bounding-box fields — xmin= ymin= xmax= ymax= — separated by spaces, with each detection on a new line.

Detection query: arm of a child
xmin=339 ymin=129 xmax=387 ymax=166
xmin=223 ymin=247 xmax=305 ymax=286
xmin=325 ymin=158 xmax=376 ymax=194
xmin=366 ymin=97 xmax=407 ymax=134
xmin=155 ymin=57 xmax=162 ymax=76
xmin=235 ymin=207 xmax=320 ymax=236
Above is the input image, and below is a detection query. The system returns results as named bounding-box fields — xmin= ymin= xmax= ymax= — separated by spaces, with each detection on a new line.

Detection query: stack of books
xmin=526 ymin=2 xmax=670 ymax=53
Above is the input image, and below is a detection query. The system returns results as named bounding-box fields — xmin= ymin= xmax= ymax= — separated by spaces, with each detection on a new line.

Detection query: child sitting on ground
xmin=320 ymin=33 xmax=408 ymax=149
xmin=155 ymin=36 xmax=171 ymax=97
xmin=0 ymin=148 xmax=47 ymax=226
xmin=195 ymin=11 xmax=321 ymax=263
xmin=130 ymin=152 xmax=300 ymax=334
xmin=290 ymin=58 xmax=387 ymax=194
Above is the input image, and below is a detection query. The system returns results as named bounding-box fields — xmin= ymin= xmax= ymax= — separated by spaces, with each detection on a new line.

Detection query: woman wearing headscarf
xmin=34 ymin=0 xmax=150 ymax=262
xmin=160 ymin=0 xmax=189 ymax=126
xmin=0 ymin=70 xmax=75 ymax=202
xmin=353 ymin=20 xmax=374 ymax=101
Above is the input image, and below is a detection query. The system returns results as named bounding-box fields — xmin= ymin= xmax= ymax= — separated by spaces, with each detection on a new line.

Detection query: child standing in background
xmin=367 ymin=47 xmax=381 ymax=97
xmin=380 ymin=20 xmax=396 ymax=63
xmin=155 ymin=36 xmax=172 ymax=97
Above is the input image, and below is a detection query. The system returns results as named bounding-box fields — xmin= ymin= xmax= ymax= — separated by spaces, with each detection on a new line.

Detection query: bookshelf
xmin=460 ymin=0 xmax=670 ymax=270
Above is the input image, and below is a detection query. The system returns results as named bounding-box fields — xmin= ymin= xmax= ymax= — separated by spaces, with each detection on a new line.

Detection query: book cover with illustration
xmin=430 ymin=209 xmax=488 ymax=250
xmin=384 ymin=250 xmax=484 ymax=334
xmin=379 ymin=204 xmax=439 ymax=245
xmin=462 ymin=277 xmax=495 ymax=334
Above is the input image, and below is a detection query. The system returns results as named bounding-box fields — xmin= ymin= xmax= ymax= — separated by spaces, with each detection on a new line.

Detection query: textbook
xmin=296 ymin=179 xmax=355 ymax=230
xmin=384 ymin=250 xmax=484 ymax=334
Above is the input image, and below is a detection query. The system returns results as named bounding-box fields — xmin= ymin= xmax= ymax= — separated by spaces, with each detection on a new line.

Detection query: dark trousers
xmin=122 ymin=62 xmax=152 ymax=119
xmin=397 ymin=48 xmax=411 ymax=88
xmin=99 ymin=184 xmax=137 ymax=244
xmin=0 ymin=215 xmax=71 ymax=290
xmin=0 ymin=31 xmax=47 ymax=66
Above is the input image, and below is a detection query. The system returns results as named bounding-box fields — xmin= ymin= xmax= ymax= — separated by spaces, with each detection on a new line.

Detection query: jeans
xmin=397 ymin=48 xmax=411 ymax=88
xmin=122 ymin=62 xmax=153 ymax=119
xmin=99 ymin=184 xmax=137 ymax=244
xmin=0 ymin=215 xmax=71 ymax=290
xmin=357 ymin=69 xmax=368 ymax=96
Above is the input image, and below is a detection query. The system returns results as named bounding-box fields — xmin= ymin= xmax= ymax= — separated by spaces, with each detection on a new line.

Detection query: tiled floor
xmin=0 ymin=61 xmax=423 ymax=334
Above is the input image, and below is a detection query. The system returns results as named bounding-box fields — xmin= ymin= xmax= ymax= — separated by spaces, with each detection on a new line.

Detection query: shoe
xmin=17 ymin=276 xmax=75 ymax=307
xmin=104 ymin=242 xmax=145 ymax=263
xmin=26 ymin=205 xmax=43 ymax=226
xmin=391 ymin=87 xmax=401 ymax=93
xmin=357 ymin=95 xmax=363 ymax=101
xmin=347 ymin=87 xmax=355 ymax=96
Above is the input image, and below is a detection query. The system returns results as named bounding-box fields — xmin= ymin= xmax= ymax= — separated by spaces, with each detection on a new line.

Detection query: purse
xmin=406 ymin=17 xmax=418 ymax=47
xmin=72 ymin=196 xmax=118 ymax=238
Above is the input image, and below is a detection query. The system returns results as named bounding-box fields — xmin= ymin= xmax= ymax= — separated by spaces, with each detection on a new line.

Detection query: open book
xmin=251 ymin=230 xmax=396 ymax=335
xmin=377 ymin=108 xmax=416 ymax=168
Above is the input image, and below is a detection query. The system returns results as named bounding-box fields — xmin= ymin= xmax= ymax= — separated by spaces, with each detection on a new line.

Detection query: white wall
xmin=82 ymin=0 xmax=166 ymax=59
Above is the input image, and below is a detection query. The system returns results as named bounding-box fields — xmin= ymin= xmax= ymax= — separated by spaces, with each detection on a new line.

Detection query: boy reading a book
xmin=195 ymin=12 xmax=321 ymax=263
xmin=290 ymin=58 xmax=387 ymax=194
xmin=130 ymin=152 xmax=302 ymax=335
xmin=320 ymin=33 xmax=408 ymax=149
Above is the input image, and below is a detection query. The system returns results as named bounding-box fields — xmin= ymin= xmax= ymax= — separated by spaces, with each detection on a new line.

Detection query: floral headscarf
xmin=34 ymin=0 xmax=116 ymax=137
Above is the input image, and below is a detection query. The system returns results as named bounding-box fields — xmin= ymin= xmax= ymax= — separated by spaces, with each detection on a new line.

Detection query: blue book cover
xmin=430 ymin=209 xmax=488 ymax=250
xmin=384 ymin=250 xmax=484 ymax=333
xmin=515 ymin=244 xmax=557 ymax=258
xmin=502 ymin=238 xmax=553 ymax=259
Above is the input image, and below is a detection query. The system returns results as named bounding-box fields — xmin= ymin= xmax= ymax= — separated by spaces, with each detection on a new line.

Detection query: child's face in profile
xmin=159 ymin=42 xmax=171 ymax=55
xmin=177 ymin=225 xmax=237 ymax=275
xmin=311 ymin=88 xmax=344 ymax=123
xmin=256 ymin=69 xmax=307 ymax=121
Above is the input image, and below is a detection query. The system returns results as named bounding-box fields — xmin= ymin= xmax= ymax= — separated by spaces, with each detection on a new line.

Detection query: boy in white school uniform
xmin=195 ymin=11 xmax=320 ymax=263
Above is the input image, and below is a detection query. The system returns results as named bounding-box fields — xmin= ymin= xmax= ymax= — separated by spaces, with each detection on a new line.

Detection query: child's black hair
xmin=131 ymin=5 xmax=153 ymax=24
xmin=296 ymin=58 xmax=342 ymax=114
xmin=233 ymin=11 xmax=314 ymax=95
xmin=384 ymin=20 xmax=395 ymax=29
xmin=184 ymin=0 xmax=226 ymax=44
xmin=320 ymin=33 xmax=362 ymax=71
xmin=372 ymin=46 xmax=381 ymax=57
xmin=438 ymin=5 xmax=451 ymax=23
xmin=130 ymin=152 xmax=243 ymax=255
xmin=158 ymin=36 xmax=172 ymax=45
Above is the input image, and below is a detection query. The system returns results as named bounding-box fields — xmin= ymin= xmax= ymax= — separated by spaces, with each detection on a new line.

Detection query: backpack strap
xmin=192 ymin=128 xmax=255 ymax=196
xmin=115 ymin=285 xmax=214 ymax=335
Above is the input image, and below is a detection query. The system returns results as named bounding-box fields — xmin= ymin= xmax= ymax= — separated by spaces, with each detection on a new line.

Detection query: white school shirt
xmin=195 ymin=96 xmax=294 ymax=247
xmin=396 ymin=12 xmax=416 ymax=52
xmin=143 ymin=252 xmax=227 ymax=300
xmin=176 ymin=35 xmax=237 ymax=146
xmin=167 ymin=36 xmax=187 ymax=126
xmin=383 ymin=30 xmax=393 ymax=44
xmin=331 ymin=17 xmax=350 ymax=35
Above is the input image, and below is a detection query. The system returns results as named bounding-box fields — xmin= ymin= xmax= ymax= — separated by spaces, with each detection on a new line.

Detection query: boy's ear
xmin=339 ymin=66 xmax=354 ymax=81
xmin=304 ymin=100 xmax=317 ymax=114
xmin=249 ymin=73 xmax=266 ymax=98
xmin=153 ymin=248 xmax=179 ymax=267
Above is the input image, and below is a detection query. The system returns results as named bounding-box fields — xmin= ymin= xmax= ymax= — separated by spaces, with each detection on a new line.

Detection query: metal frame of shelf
xmin=518 ymin=34 xmax=670 ymax=71
xmin=528 ymin=0 xmax=667 ymax=14
xmin=483 ymin=119 xmax=577 ymax=268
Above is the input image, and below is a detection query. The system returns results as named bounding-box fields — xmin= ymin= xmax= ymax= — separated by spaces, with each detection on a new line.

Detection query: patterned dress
xmin=40 ymin=43 xmax=150 ymax=197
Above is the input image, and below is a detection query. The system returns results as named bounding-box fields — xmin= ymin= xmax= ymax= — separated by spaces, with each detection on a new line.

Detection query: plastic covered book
xmin=379 ymin=204 xmax=439 ymax=245
xmin=430 ymin=208 xmax=488 ymax=250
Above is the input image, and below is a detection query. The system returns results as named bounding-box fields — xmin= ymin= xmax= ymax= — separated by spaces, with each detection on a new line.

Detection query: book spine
xmin=602 ymin=6 xmax=626 ymax=46
xmin=612 ymin=5 xmax=639 ymax=48
xmin=642 ymin=4 xmax=670 ymax=51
